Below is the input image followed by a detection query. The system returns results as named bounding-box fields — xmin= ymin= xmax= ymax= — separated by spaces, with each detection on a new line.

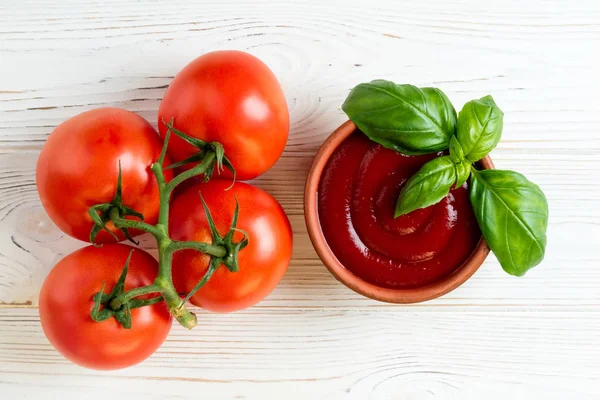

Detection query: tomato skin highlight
xmin=36 ymin=108 xmax=172 ymax=243
xmin=170 ymin=180 xmax=293 ymax=312
xmin=158 ymin=50 xmax=289 ymax=181
xmin=39 ymin=244 xmax=172 ymax=370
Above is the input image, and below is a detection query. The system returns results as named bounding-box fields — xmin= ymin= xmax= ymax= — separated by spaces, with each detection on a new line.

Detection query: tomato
xmin=39 ymin=244 xmax=172 ymax=370
xmin=170 ymin=180 xmax=292 ymax=312
xmin=36 ymin=108 xmax=172 ymax=243
xmin=158 ymin=50 xmax=289 ymax=181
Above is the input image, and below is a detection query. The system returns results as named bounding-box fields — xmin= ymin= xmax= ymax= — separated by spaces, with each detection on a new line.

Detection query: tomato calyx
xmin=179 ymin=195 xmax=249 ymax=305
xmin=201 ymin=194 xmax=249 ymax=273
xmin=161 ymin=118 xmax=236 ymax=184
xmin=90 ymin=250 xmax=162 ymax=329
xmin=88 ymin=161 xmax=146 ymax=245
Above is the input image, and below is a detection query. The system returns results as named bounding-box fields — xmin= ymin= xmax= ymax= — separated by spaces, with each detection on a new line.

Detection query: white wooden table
xmin=1 ymin=0 xmax=599 ymax=398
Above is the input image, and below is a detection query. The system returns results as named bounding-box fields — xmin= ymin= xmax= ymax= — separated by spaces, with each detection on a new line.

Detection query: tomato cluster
xmin=36 ymin=51 xmax=293 ymax=370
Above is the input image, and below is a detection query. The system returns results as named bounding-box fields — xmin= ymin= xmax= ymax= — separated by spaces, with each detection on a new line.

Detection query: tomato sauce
xmin=317 ymin=132 xmax=481 ymax=289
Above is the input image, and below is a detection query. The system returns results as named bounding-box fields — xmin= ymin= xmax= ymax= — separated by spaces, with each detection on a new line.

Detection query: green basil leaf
xmin=470 ymin=169 xmax=548 ymax=276
xmin=449 ymin=136 xmax=465 ymax=164
xmin=342 ymin=80 xmax=457 ymax=155
xmin=395 ymin=156 xmax=456 ymax=217
xmin=457 ymin=95 xmax=504 ymax=162
xmin=454 ymin=160 xmax=471 ymax=188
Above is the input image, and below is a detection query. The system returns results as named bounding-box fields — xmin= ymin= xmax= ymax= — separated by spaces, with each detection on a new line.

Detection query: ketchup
xmin=317 ymin=132 xmax=481 ymax=289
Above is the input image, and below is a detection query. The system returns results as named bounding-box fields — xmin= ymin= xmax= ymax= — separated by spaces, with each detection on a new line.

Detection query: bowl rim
xmin=304 ymin=120 xmax=493 ymax=303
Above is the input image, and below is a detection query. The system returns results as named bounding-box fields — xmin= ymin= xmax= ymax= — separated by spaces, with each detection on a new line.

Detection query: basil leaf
xmin=449 ymin=136 xmax=465 ymax=164
xmin=454 ymin=160 xmax=471 ymax=188
xmin=470 ymin=169 xmax=548 ymax=276
xmin=342 ymin=80 xmax=457 ymax=155
xmin=395 ymin=156 xmax=456 ymax=217
xmin=457 ymin=95 xmax=504 ymax=162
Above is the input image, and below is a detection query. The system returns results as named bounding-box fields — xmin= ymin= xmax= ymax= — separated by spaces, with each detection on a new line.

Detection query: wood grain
xmin=1 ymin=308 xmax=599 ymax=399
xmin=1 ymin=0 xmax=599 ymax=398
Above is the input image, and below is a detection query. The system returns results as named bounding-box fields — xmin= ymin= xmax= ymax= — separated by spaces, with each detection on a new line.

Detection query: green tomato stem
xmin=109 ymin=283 xmax=161 ymax=310
xmin=169 ymin=240 xmax=227 ymax=257
xmin=150 ymin=163 xmax=171 ymax=229
xmin=108 ymin=208 xmax=162 ymax=239
xmin=140 ymin=150 xmax=220 ymax=329
xmin=128 ymin=296 xmax=164 ymax=309
xmin=104 ymin=151 xmax=225 ymax=329
xmin=155 ymin=241 xmax=197 ymax=329
xmin=90 ymin=124 xmax=242 ymax=330
xmin=166 ymin=151 xmax=217 ymax=193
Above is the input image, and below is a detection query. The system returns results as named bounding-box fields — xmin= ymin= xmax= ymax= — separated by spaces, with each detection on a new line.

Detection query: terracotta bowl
xmin=304 ymin=121 xmax=493 ymax=303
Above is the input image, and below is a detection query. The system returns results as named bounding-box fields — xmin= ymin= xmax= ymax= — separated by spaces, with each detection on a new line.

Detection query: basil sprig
xmin=342 ymin=82 xmax=549 ymax=276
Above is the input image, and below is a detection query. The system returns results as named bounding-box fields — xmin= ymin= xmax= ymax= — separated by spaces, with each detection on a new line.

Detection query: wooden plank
xmin=1 ymin=308 xmax=599 ymax=399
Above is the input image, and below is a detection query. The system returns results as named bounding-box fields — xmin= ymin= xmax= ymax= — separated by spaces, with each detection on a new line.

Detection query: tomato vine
xmin=88 ymin=119 xmax=247 ymax=329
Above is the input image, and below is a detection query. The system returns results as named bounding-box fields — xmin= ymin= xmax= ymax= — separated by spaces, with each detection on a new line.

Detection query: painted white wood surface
xmin=1 ymin=0 xmax=599 ymax=398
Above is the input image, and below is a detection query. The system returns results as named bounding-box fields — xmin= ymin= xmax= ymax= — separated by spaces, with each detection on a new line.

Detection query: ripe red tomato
xmin=170 ymin=180 xmax=292 ymax=312
xmin=36 ymin=108 xmax=172 ymax=243
xmin=39 ymin=244 xmax=172 ymax=370
xmin=158 ymin=50 xmax=289 ymax=181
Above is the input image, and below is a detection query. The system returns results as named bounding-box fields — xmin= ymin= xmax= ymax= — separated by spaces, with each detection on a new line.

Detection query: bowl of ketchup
xmin=304 ymin=121 xmax=493 ymax=303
